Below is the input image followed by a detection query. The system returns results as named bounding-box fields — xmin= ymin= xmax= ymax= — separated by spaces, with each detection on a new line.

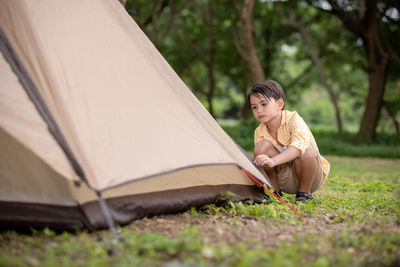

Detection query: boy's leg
xmin=293 ymin=144 xmax=319 ymax=194
xmin=254 ymin=140 xmax=280 ymax=191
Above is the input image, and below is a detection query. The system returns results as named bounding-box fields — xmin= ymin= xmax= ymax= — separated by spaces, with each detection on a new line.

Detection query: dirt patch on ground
xmin=128 ymin=212 xmax=400 ymax=249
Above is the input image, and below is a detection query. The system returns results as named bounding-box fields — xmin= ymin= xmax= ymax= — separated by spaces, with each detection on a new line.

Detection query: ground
xmin=1 ymin=156 xmax=399 ymax=266
xmin=130 ymin=207 xmax=400 ymax=250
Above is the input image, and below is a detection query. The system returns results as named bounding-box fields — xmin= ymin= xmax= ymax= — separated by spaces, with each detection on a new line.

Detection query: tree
xmin=306 ymin=0 xmax=400 ymax=141
xmin=231 ymin=0 xmax=265 ymax=83
xmin=126 ymin=0 xmax=184 ymax=47
xmin=279 ymin=7 xmax=343 ymax=133
xmin=176 ymin=1 xmax=219 ymax=117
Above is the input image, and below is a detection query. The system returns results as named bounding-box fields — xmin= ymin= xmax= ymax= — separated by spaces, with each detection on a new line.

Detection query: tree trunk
xmin=232 ymin=0 xmax=265 ymax=82
xmin=231 ymin=0 xmax=265 ymax=120
xmin=241 ymin=0 xmax=265 ymax=82
xmin=356 ymin=0 xmax=389 ymax=141
xmin=241 ymin=68 xmax=250 ymax=119
xmin=357 ymin=56 xmax=389 ymax=140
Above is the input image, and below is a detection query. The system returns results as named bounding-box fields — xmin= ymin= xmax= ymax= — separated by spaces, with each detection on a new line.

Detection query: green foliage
xmin=220 ymin=118 xmax=259 ymax=152
xmin=126 ymin=0 xmax=400 ymax=137
xmin=201 ymin=199 xmax=300 ymax=224
xmin=314 ymin=130 xmax=400 ymax=158
xmin=199 ymin=174 xmax=399 ymax=225
xmin=220 ymin=119 xmax=400 ymax=158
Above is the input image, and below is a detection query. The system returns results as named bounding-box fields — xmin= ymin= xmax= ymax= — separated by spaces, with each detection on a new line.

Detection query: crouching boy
xmin=249 ymin=80 xmax=330 ymax=201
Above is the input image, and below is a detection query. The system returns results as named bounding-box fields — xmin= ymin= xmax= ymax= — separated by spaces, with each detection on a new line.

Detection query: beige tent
xmin=0 ymin=0 xmax=270 ymax=232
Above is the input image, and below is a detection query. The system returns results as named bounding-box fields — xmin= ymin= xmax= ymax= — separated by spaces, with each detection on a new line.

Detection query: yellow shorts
xmin=275 ymin=154 xmax=324 ymax=194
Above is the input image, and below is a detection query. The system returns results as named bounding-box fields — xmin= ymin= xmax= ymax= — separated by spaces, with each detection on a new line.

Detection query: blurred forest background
xmin=120 ymin=0 xmax=399 ymax=157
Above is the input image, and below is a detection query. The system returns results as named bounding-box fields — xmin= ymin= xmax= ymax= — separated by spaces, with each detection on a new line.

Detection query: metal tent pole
xmin=96 ymin=191 xmax=120 ymax=243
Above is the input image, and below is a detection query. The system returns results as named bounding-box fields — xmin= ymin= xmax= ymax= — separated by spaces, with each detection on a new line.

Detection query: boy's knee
xmin=254 ymin=139 xmax=275 ymax=157
xmin=298 ymin=144 xmax=318 ymax=161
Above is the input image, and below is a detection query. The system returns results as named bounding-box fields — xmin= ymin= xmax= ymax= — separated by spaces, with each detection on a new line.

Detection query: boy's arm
xmin=272 ymin=146 xmax=300 ymax=165
xmin=254 ymin=146 xmax=300 ymax=168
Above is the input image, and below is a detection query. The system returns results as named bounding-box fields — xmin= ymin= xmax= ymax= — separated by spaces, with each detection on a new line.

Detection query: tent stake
xmin=96 ymin=191 xmax=120 ymax=243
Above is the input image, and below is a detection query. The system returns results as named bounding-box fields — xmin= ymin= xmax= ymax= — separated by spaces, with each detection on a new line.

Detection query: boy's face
xmin=250 ymin=94 xmax=284 ymax=124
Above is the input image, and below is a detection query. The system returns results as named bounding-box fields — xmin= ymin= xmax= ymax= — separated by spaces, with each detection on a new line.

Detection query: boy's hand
xmin=254 ymin=154 xmax=276 ymax=168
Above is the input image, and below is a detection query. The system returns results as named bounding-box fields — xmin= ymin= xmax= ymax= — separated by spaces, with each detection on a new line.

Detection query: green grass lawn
xmin=1 ymin=156 xmax=399 ymax=267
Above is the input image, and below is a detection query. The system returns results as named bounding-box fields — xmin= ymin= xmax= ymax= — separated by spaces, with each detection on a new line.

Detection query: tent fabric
xmin=0 ymin=36 xmax=77 ymax=184
xmin=0 ymin=0 xmax=270 ymax=230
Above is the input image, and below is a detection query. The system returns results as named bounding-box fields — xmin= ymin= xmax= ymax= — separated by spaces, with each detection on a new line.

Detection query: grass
xmin=315 ymin=131 xmax=400 ymax=158
xmin=1 ymin=156 xmax=400 ymax=266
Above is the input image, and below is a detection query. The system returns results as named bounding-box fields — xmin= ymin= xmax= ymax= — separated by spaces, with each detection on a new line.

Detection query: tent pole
xmin=96 ymin=191 xmax=120 ymax=243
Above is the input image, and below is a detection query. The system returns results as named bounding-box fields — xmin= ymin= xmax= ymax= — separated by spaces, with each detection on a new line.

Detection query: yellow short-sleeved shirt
xmin=254 ymin=110 xmax=330 ymax=186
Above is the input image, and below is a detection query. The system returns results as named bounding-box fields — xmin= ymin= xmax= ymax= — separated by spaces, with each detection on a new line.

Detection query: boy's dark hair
xmin=247 ymin=80 xmax=286 ymax=109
